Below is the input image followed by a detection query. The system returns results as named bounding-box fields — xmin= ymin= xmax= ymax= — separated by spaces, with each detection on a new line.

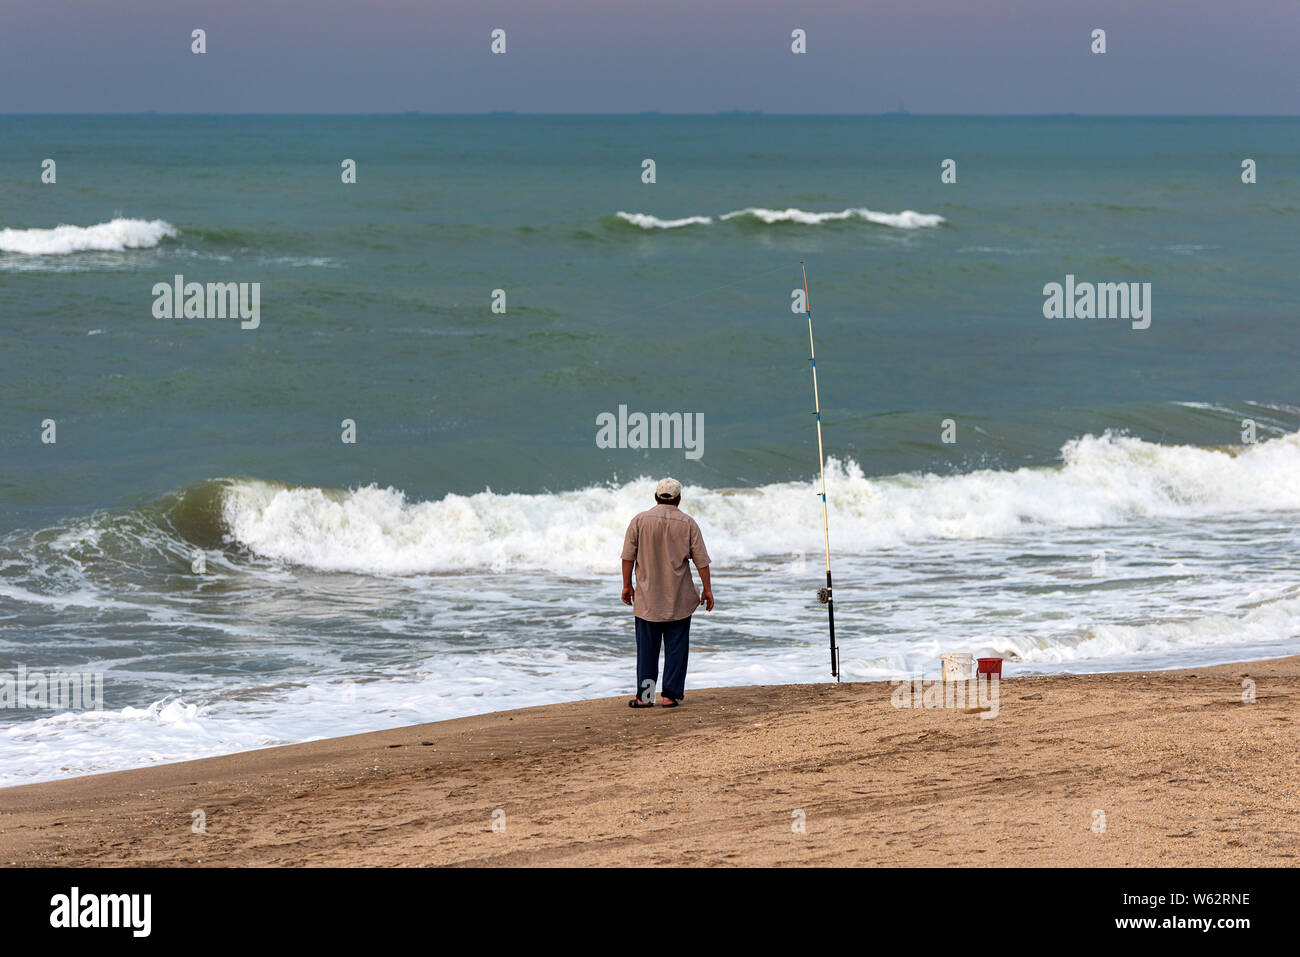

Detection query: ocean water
xmin=1 ymin=114 xmax=1298 ymax=785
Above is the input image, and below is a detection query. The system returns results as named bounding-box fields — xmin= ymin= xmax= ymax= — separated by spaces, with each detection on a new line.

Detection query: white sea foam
xmin=616 ymin=207 xmax=944 ymax=230
xmin=615 ymin=211 xmax=713 ymax=229
xmin=0 ymin=218 xmax=177 ymax=255
xmin=1011 ymin=597 xmax=1300 ymax=665
xmin=0 ymin=697 xmax=278 ymax=787
xmin=220 ymin=430 xmax=1300 ymax=576
xmin=720 ymin=206 xmax=945 ymax=228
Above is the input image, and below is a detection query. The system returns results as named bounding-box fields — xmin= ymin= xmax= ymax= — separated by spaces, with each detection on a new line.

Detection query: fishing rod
xmin=800 ymin=262 xmax=839 ymax=681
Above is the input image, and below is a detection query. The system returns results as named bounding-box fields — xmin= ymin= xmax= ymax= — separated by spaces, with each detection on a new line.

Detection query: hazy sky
xmin=2 ymin=0 xmax=1296 ymax=113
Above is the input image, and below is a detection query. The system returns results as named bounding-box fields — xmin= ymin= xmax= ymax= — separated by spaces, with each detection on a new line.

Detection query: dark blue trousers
xmin=635 ymin=616 xmax=691 ymax=702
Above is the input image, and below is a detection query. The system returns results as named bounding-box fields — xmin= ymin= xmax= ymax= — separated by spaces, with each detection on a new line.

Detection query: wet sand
xmin=1 ymin=656 xmax=1296 ymax=866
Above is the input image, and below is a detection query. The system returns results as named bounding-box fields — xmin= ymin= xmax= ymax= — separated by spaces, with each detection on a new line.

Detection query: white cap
xmin=655 ymin=477 xmax=683 ymax=501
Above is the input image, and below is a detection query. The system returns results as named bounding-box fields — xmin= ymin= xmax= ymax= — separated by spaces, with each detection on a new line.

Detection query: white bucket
xmin=940 ymin=653 xmax=975 ymax=682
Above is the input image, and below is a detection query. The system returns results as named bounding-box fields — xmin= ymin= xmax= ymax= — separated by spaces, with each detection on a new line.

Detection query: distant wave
xmin=0 ymin=218 xmax=177 ymax=255
xmin=615 ymin=212 xmax=713 ymax=229
xmin=615 ymin=206 xmax=944 ymax=231
xmin=721 ymin=207 xmax=945 ymax=228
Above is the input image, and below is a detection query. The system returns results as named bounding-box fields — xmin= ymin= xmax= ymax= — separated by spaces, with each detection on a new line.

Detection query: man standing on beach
xmin=621 ymin=477 xmax=714 ymax=708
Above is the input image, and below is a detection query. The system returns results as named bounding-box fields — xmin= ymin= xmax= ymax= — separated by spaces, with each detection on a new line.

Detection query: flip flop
xmin=660 ymin=697 xmax=680 ymax=708
xmin=628 ymin=698 xmax=654 ymax=708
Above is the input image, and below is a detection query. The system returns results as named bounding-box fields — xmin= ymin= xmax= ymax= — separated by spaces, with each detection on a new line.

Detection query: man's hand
xmin=700 ymin=589 xmax=714 ymax=612
xmin=621 ymin=559 xmax=635 ymax=606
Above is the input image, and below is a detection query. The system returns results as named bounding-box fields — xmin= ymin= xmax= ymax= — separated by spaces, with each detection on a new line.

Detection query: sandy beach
xmin=1 ymin=656 xmax=1296 ymax=867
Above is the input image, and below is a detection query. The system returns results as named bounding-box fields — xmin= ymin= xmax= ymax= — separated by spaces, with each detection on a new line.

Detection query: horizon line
xmin=2 ymin=111 xmax=1298 ymax=118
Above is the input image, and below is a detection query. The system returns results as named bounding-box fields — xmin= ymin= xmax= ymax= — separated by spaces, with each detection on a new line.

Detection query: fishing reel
xmin=817 ymin=586 xmax=832 ymax=604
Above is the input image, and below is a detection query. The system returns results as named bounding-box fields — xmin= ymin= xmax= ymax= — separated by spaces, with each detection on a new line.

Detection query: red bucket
xmin=977 ymin=657 xmax=1003 ymax=679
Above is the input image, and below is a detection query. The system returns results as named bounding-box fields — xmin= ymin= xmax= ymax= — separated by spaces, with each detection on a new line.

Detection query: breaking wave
xmin=720 ymin=207 xmax=945 ymax=228
xmin=0 ymin=218 xmax=177 ymax=255
xmin=614 ymin=206 xmax=945 ymax=231
xmin=614 ymin=212 xmax=714 ymax=229
xmin=214 ymin=430 xmax=1300 ymax=575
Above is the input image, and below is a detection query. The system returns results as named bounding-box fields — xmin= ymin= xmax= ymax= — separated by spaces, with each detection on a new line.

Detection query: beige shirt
xmin=621 ymin=503 xmax=711 ymax=622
